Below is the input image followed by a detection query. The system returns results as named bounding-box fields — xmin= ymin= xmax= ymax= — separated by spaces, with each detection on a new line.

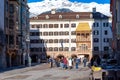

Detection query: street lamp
xmin=26 ymin=34 xmax=31 ymax=66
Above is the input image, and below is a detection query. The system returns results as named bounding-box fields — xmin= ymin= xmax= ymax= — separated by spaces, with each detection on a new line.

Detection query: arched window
xmin=54 ymin=39 xmax=58 ymax=43
xmin=54 ymin=47 xmax=58 ymax=51
xmin=49 ymin=39 xmax=53 ymax=43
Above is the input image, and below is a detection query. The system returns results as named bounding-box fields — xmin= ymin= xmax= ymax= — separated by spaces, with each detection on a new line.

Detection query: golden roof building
xmin=30 ymin=8 xmax=112 ymax=62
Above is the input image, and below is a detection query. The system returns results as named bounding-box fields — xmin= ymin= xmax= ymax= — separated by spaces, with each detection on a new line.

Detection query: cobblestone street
xmin=0 ymin=63 xmax=91 ymax=80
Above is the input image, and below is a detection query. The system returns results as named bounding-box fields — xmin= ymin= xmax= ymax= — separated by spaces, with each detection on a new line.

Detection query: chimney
xmin=92 ymin=7 xmax=96 ymax=13
xmin=51 ymin=9 xmax=56 ymax=14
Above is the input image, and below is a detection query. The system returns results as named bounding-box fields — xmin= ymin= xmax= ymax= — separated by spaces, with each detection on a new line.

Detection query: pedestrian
xmin=63 ymin=57 xmax=68 ymax=69
xmin=60 ymin=57 xmax=64 ymax=69
xmin=83 ymin=57 xmax=87 ymax=67
xmin=68 ymin=57 xmax=73 ymax=69
xmin=75 ymin=57 xmax=80 ymax=69
xmin=55 ymin=58 xmax=60 ymax=67
xmin=48 ymin=57 xmax=53 ymax=68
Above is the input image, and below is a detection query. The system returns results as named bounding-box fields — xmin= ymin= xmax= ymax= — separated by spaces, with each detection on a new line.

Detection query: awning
xmin=76 ymin=23 xmax=91 ymax=32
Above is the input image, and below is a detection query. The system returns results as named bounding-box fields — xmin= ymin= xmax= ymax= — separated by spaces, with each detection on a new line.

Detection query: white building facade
xmin=30 ymin=10 xmax=112 ymax=62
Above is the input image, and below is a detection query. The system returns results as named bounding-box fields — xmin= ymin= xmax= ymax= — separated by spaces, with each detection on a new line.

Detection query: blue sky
xmin=28 ymin=0 xmax=110 ymax=4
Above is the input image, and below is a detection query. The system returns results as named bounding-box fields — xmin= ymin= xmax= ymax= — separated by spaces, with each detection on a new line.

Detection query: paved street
xmin=0 ymin=63 xmax=91 ymax=80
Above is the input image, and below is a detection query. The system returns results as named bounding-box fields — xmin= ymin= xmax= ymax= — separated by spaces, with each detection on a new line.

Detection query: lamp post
xmin=26 ymin=34 xmax=31 ymax=66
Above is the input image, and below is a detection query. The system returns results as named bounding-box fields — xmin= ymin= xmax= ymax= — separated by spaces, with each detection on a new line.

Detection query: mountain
xmin=41 ymin=8 xmax=73 ymax=14
xmin=28 ymin=0 xmax=111 ymax=17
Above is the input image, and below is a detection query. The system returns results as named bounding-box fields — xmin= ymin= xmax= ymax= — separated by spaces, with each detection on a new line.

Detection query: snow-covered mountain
xmin=28 ymin=0 xmax=111 ymax=17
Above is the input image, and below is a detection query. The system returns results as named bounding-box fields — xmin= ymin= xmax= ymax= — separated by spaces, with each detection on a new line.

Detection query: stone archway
xmin=57 ymin=54 xmax=64 ymax=59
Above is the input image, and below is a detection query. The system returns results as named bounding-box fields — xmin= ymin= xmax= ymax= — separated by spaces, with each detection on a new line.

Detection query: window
xmin=80 ymin=44 xmax=88 ymax=51
xmin=6 ymin=1 xmax=8 ymax=12
xmin=43 ymin=24 xmax=48 ymax=28
xmin=104 ymin=38 xmax=109 ymax=42
xmin=66 ymin=39 xmax=69 ymax=43
xmin=49 ymin=32 xmax=53 ymax=36
xmin=49 ymin=39 xmax=53 ymax=43
xmin=43 ymin=32 xmax=48 ymax=36
xmin=71 ymin=47 xmax=76 ymax=51
xmin=49 ymin=47 xmax=53 ymax=51
xmin=35 ymin=32 xmax=39 ymax=36
xmin=60 ymin=24 xmax=63 ymax=28
xmin=9 ymin=19 xmax=14 ymax=29
xmin=106 ymin=23 xmax=109 ymax=27
xmin=96 ymin=23 xmax=99 ymax=27
xmin=94 ymin=47 xmax=99 ymax=51
xmin=30 ymin=39 xmax=35 ymax=43
xmin=64 ymin=24 xmax=69 ymax=28
xmin=93 ymin=30 xmax=99 ymax=35
xmin=31 ymin=25 xmax=35 ymax=28
xmin=77 ymin=33 xmax=80 ymax=36
xmin=39 ymin=39 xmax=44 ymax=43
xmin=104 ymin=30 xmax=108 ymax=35
xmin=30 ymin=48 xmax=39 ymax=52
xmin=71 ymin=23 xmax=76 ymax=28
xmin=76 ymin=14 xmax=79 ymax=19
xmin=64 ymin=47 xmax=69 ymax=51
xmin=103 ymin=22 xmax=109 ymax=27
xmin=54 ymin=32 xmax=58 ymax=36
xmin=46 ymin=15 xmax=49 ymax=19
xmin=9 ymin=4 xmax=14 ymax=13
xmin=49 ymin=24 xmax=53 ymax=28
xmin=65 ymin=31 xmax=69 ymax=35
xmin=104 ymin=46 xmax=109 ymax=51
xmin=93 ymin=38 xmax=99 ymax=42
xmin=54 ymin=39 xmax=58 ymax=43
xmin=93 ymin=23 xmax=95 ymax=27
xmin=36 ymin=25 xmax=40 ymax=28
xmin=54 ymin=47 xmax=58 ymax=51
xmin=71 ymin=31 xmax=76 ymax=35
xmin=54 ymin=24 xmax=58 ymax=28
xmin=59 ymin=32 xmax=63 ymax=35
xmin=30 ymin=32 xmax=35 ymax=36
xmin=93 ymin=22 xmax=99 ymax=27
xmin=39 ymin=24 xmax=42 ymax=28
xmin=59 ymin=15 xmax=62 ymax=19
xmin=71 ymin=39 xmax=76 ymax=43
xmin=59 ymin=39 xmax=63 ymax=43
xmin=59 ymin=47 xmax=63 ymax=51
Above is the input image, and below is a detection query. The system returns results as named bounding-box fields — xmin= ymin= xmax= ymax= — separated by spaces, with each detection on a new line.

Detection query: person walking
xmin=75 ymin=57 xmax=80 ymax=69
xmin=48 ymin=57 xmax=53 ymax=68
xmin=83 ymin=57 xmax=87 ymax=67
xmin=63 ymin=57 xmax=68 ymax=69
xmin=68 ymin=58 xmax=72 ymax=69
xmin=60 ymin=57 xmax=64 ymax=69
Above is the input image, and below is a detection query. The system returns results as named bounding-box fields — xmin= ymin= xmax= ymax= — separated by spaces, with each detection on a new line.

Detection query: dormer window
xmin=76 ymin=14 xmax=79 ymax=19
xmin=46 ymin=15 xmax=49 ymax=19
xmin=34 ymin=17 xmax=38 ymax=19
xmin=59 ymin=15 xmax=62 ymax=19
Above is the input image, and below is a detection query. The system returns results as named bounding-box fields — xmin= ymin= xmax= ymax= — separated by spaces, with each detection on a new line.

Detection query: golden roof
xmin=76 ymin=23 xmax=91 ymax=32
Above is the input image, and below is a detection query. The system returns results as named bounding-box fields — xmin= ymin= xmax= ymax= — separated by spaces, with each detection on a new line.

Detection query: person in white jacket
xmin=68 ymin=58 xmax=73 ymax=69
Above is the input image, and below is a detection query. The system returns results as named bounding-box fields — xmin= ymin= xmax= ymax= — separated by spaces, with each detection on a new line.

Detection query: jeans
xmin=76 ymin=63 xmax=79 ymax=69
xmin=60 ymin=62 xmax=64 ymax=68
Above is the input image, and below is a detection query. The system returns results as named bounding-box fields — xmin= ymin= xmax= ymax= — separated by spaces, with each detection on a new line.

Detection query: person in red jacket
xmin=63 ymin=57 xmax=68 ymax=69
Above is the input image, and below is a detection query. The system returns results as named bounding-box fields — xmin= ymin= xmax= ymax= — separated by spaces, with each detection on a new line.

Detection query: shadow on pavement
xmin=0 ymin=63 xmax=42 ymax=73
